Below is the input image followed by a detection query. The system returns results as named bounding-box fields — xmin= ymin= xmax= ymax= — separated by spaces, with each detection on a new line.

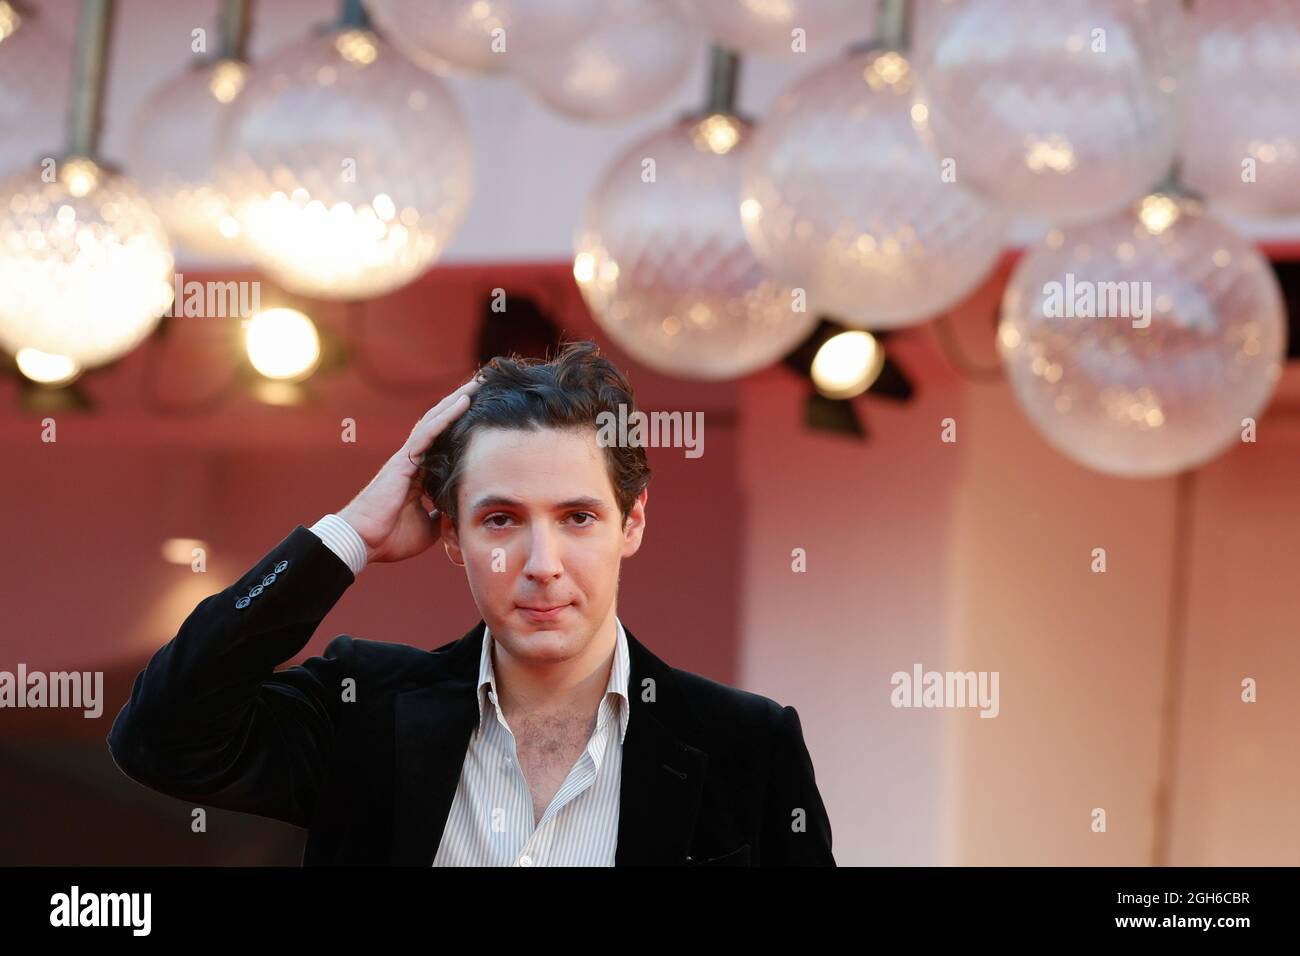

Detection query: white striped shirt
xmin=432 ymin=617 xmax=630 ymax=866
xmin=307 ymin=514 xmax=632 ymax=867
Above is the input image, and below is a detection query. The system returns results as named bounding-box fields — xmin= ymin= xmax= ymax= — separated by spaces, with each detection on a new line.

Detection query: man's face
xmin=440 ymin=425 xmax=647 ymax=664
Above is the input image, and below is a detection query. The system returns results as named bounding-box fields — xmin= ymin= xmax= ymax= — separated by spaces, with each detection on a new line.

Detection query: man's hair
xmin=420 ymin=340 xmax=652 ymax=531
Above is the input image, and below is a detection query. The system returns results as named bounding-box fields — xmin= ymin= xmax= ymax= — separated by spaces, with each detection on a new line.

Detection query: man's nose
xmin=522 ymin=524 xmax=563 ymax=582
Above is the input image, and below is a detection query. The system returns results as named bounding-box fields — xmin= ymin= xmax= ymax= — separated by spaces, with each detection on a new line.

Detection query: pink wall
xmin=736 ymin=261 xmax=1300 ymax=866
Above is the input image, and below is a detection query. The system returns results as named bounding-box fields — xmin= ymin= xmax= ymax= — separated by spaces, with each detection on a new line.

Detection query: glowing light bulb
xmin=216 ymin=29 xmax=473 ymax=298
xmin=244 ymin=308 xmax=321 ymax=382
xmin=0 ymin=160 xmax=174 ymax=367
xmin=692 ymin=114 xmax=743 ymax=155
xmin=811 ymin=331 xmax=884 ymax=399
xmin=15 ymin=347 xmax=80 ymax=386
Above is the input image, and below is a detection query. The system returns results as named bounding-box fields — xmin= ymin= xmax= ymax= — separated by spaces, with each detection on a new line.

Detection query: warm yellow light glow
xmin=209 ymin=59 xmax=247 ymax=103
xmin=59 ymin=157 xmax=102 ymax=199
xmin=335 ymin=29 xmax=378 ymax=66
xmin=864 ymin=51 xmax=911 ymax=92
xmin=1024 ymin=135 xmax=1077 ymax=173
xmin=0 ymin=1 xmax=20 ymax=43
xmin=692 ymin=114 xmax=742 ymax=155
xmin=161 ymin=538 xmax=209 ymax=565
xmin=245 ymin=308 xmax=321 ymax=382
xmin=573 ymin=251 xmax=596 ymax=284
xmin=1139 ymin=194 xmax=1181 ymax=235
xmin=0 ymin=165 xmax=174 ymax=366
xmin=233 ymin=188 xmax=441 ymax=297
xmin=811 ymin=331 xmax=885 ymax=400
xmin=15 ymin=347 xmax=80 ymax=386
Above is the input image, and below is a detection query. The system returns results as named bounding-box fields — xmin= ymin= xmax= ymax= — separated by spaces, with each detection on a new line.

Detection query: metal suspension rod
xmin=877 ymin=0 xmax=910 ymax=51
xmin=219 ymin=0 xmax=251 ymax=61
xmin=66 ymin=0 xmax=114 ymax=158
xmin=704 ymin=46 xmax=740 ymax=115
xmin=337 ymin=0 xmax=370 ymax=30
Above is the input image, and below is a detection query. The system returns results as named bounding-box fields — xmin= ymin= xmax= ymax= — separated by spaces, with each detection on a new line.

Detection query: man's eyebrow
xmin=469 ymin=494 xmax=608 ymax=513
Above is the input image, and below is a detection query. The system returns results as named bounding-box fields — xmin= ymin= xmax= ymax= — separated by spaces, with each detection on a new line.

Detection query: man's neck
xmin=492 ymin=606 xmax=618 ymax=720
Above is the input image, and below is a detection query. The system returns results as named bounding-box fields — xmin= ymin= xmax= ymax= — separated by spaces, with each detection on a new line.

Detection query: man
xmin=107 ymin=341 xmax=834 ymax=866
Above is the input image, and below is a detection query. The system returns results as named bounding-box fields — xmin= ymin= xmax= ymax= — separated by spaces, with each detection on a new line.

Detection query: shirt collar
xmin=477 ymin=616 xmax=631 ymax=745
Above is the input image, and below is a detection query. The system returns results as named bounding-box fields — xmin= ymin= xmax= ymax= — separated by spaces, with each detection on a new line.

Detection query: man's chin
xmin=495 ymin=627 xmax=580 ymax=663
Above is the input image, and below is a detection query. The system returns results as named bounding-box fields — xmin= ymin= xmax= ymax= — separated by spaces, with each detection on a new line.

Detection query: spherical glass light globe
xmin=0 ymin=1 xmax=71 ymax=177
xmin=998 ymin=191 xmax=1286 ymax=478
xmin=914 ymin=0 xmax=1189 ymax=226
xmin=512 ymin=0 xmax=696 ymax=122
xmin=575 ymin=113 xmax=817 ymax=380
xmin=0 ymin=158 xmax=175 ymax=367
xmin=366 ymin=0 xmax=603 ymax=74
xmin=672 ymin=0 xmax=874 ymax=57
xmin=129 ymin=59 xmax=251 ymax=261
xmin=215 ymin=28 xmax=474 ymax=300
xmin=741 ymin=48 xmax=1009 ymax=329
xmin=1181 ymin=0 xmax=1300 ymax=219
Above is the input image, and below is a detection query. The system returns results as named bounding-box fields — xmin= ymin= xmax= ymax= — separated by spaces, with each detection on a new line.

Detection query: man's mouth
xmin=516 ymin=603 xmax=571 ymax=621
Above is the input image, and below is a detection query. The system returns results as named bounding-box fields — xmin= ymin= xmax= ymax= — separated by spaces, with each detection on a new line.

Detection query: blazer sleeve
xmin=760 ymin=704 xmax=836 ymax=866
xmin=106 ymin=525 xmax=357 ymax=829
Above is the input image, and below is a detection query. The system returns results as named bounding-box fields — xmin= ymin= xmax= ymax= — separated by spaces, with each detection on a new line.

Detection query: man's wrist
xmin=308 ymin=513 xmax=369 ymax=576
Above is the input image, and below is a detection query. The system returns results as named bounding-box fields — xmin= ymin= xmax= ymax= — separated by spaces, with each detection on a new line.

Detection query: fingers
xmin=402 ymin=375 xmax=484 ymax=462
xmin=408 ymin=375 xmax=483 ymax=435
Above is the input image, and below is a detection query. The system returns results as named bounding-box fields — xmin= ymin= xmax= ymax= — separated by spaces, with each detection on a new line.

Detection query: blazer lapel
xmin=614 ymin=626 xmax=708 ymax=866
xmin=390 ymin=621 xmax=483 ymax=865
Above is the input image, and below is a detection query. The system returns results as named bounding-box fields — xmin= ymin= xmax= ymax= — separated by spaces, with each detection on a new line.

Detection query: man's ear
xmin=621 ymin=488 xmax=648 ymax=558
xmin=441 ymin=513 xmax=465 ymax=567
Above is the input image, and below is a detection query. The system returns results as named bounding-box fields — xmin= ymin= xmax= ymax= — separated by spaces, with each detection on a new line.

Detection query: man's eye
xmin=484 ymin=513 xmax=596 ymax=528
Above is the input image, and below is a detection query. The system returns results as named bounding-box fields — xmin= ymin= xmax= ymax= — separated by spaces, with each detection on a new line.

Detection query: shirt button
xmin=519 ymin=855 xmax=533 ymax=867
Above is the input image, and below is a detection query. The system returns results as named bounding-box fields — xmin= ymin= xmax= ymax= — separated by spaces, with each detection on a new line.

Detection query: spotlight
xmin=810 ymin=330 xmax=885 ymax=400
xmin=783 ymin=317 xmax=916 ymax=438
xmin=244 ymin=307 xmax=321 ymax=382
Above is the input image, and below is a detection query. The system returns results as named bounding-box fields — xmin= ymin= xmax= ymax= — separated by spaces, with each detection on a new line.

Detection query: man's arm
xmin=760 ymin=704 xmax=836 ymax=865
xmin=106 ymin=376 xmax=481 ymax=829
xmin=106 ymin=524 xmax=358 ymax=829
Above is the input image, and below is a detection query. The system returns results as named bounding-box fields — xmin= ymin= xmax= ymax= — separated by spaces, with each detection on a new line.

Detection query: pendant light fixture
xmin=0 ymin=0 xmax=175 ymax=369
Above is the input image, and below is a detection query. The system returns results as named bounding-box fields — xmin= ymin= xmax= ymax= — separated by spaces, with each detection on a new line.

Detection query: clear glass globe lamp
xmin=998 ymin=188 xmax=1286 ymax=477
xmin=215 ymin=27 xmax=474 ymax=299
xmin=575 ymin=112 xmax=818 ymax=380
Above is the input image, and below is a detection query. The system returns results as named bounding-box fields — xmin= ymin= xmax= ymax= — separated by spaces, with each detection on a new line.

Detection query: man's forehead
xmin=458 ymin=426 xmax=615 ymax=507
xmin=463 ymin=424 xmax=600 ymax=455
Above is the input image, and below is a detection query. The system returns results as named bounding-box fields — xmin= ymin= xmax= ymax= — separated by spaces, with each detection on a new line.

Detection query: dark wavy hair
xmin=420 ymin=340 xmax=652 ymax=531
